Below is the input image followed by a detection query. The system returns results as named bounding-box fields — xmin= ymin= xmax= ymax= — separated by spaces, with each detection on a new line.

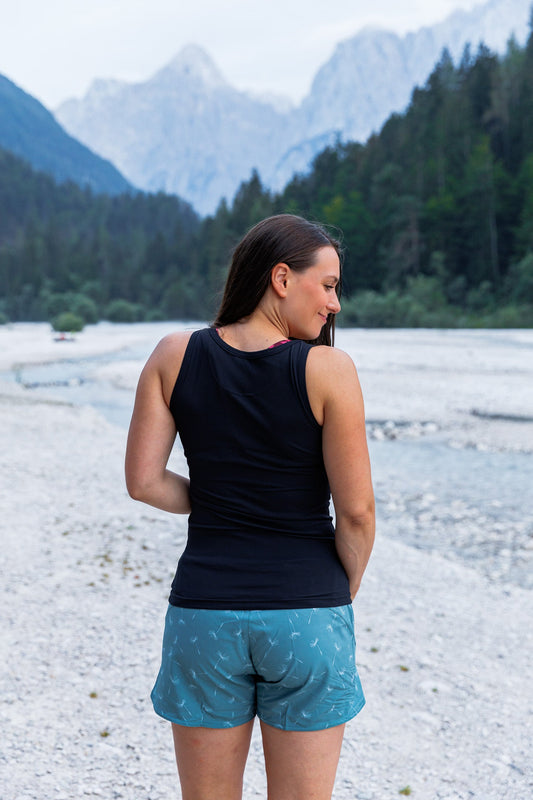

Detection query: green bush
xmin=405 ymin=274 xmax=447 ymax=310
xmin=70 ymin=294 xmax=99 ymax=324
xmin=506 ymin=252 xmax=533 ymax=304
xmin=0 ymin=311 xmax=8 ymax=325
xmin=339 ymin=289 xmax=416 ymax=327
xmin=338 ymin=287 xmax=462 ymax=328
xmin=446 ymin=275 xmax=467 ymax=306
xmin=42 ymin=291 xmax=69 ymax=318
xmin=144 ymin=308 xmax=166 ymax=322
xmin=162 ymin=277 xmax=201 ymax=319
xmin=105 ymin=299 xmax=145 ymax=322
xmin=79 ymin=280 xmax=106 ymax=306
xmin=43 ymin=291 xmax=99 ymax=324
xmin=466 ymin=281 xmax=494 ymax=312
xmin=51 ymin=311 xmax=85 ymax=332
xmin=484 ymin=303 xmax=533 ymax=327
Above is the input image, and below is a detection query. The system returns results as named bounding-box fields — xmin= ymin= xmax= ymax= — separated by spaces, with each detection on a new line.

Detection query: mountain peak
xmin=54 ymin=0 xmax=532 ymax=214
xmin=84 ymin=78 xmax=129 ymax=103
xmin=151 ymin=44 xmax=227 ymax=89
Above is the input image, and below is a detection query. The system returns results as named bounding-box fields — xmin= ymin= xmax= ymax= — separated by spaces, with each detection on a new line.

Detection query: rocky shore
xmin=1 ymin=322 xmax=532 ymax=799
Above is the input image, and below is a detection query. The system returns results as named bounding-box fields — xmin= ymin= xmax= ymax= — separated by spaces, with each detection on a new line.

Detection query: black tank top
xmin=168 ymin=327 xmax=350 ymax=609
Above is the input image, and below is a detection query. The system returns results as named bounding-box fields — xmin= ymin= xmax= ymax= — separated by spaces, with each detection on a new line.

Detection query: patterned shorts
xmin=151 ymin=604 xmax=365 ymax=731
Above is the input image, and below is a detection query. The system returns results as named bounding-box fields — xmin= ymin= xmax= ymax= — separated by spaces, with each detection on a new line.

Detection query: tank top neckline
xmin=208 ymin=327 xmax=295 ymax=359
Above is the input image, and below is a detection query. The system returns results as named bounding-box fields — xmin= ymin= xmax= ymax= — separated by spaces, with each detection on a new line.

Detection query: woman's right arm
xmin=307 ymin=346 xmax=375 ymax=599
xmin=125 ymin=333 xmax=191 ymax=514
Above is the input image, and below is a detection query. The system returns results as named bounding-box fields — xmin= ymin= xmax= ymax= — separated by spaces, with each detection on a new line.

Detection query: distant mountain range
xmin=299 ymin=0 xmax=532 ymax=147
xmin=56 ymin=48 xmax=290 ymax=213
xmin=54 ymin=0 xmax=532 ymax=214
xmin=0 ymin=74 xmax=131 ymax=195
xmin=0 ymin=0 xmax=528 ymax=212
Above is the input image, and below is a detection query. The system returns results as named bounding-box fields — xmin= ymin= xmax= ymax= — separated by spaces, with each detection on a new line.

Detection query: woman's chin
xmin=289 ymin=320 xmax=324 ymax=341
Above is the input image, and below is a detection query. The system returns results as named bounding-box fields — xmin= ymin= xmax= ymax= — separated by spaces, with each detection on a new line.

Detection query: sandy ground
xmin=1 ymin=322 xmax=532 ymax=799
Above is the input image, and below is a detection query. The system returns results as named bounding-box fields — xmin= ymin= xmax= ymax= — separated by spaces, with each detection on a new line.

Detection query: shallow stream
xmin=4 ymin=336 xmax=532 ymax=588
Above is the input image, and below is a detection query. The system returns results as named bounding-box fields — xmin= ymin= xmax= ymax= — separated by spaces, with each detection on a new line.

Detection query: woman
xmin=125 ymin=214 xmax=375 ymax=800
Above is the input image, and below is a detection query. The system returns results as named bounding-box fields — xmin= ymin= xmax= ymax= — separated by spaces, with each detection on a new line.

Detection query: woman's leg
xmin=172 ymin=719 xmax=254 ymax=800
xmin=260 ymin=720 xmax=345 ymax=800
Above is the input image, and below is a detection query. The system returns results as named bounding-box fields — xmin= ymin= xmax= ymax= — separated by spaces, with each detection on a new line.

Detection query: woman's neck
xmin=216 ymin=310 xmax=289 ymax=352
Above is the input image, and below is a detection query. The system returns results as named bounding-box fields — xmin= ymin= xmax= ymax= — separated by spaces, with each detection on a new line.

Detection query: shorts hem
xmin=152 ymin=702 xmax=255 ymax=729
xmin=257 ymin=697 xmax=366 ymax=732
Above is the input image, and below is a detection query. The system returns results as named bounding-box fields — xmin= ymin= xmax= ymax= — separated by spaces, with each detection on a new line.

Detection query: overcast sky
xmin=2 ymin=0 xmax=484 ymax=109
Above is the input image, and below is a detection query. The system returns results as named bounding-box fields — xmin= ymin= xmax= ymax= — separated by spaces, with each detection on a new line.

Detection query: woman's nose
xmin=328 ymin=295 xmax=341 ymax=314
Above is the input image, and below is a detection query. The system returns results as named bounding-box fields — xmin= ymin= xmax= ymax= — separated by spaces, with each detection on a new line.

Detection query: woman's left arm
xmin=307 ymin=346 xmax=375 ymax=599
xmin=125 ymin=338 xmax=191 ymax=514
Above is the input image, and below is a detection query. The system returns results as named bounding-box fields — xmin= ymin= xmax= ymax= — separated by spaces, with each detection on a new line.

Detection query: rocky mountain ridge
xmin=55 ymin=0 xmax=532 ymax=213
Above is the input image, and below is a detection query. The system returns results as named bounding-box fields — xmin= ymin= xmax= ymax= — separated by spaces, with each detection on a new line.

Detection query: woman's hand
xmin=125 ymin=335 xmax=191 ymax=514
xmin=307 ymin=346 xmax=375 ymax=598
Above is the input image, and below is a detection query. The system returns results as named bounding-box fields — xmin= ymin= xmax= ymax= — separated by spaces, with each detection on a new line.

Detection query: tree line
xmin=1 ymin=21 xmax=533 ymax=328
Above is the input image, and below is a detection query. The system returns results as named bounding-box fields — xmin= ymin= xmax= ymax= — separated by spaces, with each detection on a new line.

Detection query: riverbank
xmin=1 ymin=322 xmax=532 ymax=799
xmin=0 ymin=321 xmax=186 ymax=371
xmin=3 ymin=322 xmax=532 ymax=452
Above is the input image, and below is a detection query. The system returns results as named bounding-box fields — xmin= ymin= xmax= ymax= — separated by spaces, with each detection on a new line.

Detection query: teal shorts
xmin=151 ymin=605 xmax=365 ymax=731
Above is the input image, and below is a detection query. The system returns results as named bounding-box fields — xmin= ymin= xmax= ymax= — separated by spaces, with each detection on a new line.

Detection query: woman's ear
xmin=271 ymin=263 xmax=290 ymax=298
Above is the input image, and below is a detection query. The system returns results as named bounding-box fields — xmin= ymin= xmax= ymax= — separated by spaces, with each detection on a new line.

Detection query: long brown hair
xmin=214 ymin=214 xmax=342 ymax=346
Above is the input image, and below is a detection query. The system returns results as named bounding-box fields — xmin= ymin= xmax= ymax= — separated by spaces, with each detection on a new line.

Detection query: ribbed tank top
xmin=168 ymin=327 xmax=350 ymax=609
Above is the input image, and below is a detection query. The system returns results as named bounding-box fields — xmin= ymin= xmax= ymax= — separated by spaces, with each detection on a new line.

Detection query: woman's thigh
xmin=172 ymin=720 xmax=254 ymax=800
xmin=260 ymin=719 xmax=346 ymax=800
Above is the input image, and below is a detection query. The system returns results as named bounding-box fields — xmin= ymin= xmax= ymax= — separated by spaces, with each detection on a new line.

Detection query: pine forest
xmin=1 ymin=29 xmax=533 ymax=329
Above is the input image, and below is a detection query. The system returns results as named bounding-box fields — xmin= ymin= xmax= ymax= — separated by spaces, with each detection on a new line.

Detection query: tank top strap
xmin=288 ymin=339 xmax=320 ymax=429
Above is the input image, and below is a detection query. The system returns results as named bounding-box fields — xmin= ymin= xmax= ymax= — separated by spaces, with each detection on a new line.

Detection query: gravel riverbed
xmin=1 ymin=323 xmax=532 ymax=800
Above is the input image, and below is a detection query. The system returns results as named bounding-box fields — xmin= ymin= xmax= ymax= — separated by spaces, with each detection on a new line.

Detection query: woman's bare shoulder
xmin=141 ymin=330 xmax=195 ymax=403
xmin=306 ymin=345 xmax=362 ymax=424
xmin=150 ymin=330 xmax=194 ymax=364
xmin=307 ymin=344 xmax=358 ymax=382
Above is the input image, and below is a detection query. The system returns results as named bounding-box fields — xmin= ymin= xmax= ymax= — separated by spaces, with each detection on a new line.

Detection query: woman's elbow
xmin=125 ymin=469 xmax=153 ymax=502
xmin=337 ymin=500 xmax=375 ymax=531
xmin=126 ymin=478 xmax=143 ymax=502
xmin=126 ymin=482 xmax=143 ymax=502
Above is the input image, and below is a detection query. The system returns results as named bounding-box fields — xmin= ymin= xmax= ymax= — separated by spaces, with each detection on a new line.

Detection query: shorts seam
xmin=257 ymin=696 xmax=366 ymax=732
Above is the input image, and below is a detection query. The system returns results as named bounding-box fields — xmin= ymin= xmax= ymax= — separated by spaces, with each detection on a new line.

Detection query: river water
xmin=7 ymin=346 xmax=145 ymax=428
xmin=4 ymin=328 xmax=532 ymax=588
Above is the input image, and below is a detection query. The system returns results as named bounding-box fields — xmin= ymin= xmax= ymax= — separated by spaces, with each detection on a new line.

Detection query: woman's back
xmin=125 ymin=214 xmax=375 ymax=800
xmin=168 ymin=327 xmax=351 ymax=609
